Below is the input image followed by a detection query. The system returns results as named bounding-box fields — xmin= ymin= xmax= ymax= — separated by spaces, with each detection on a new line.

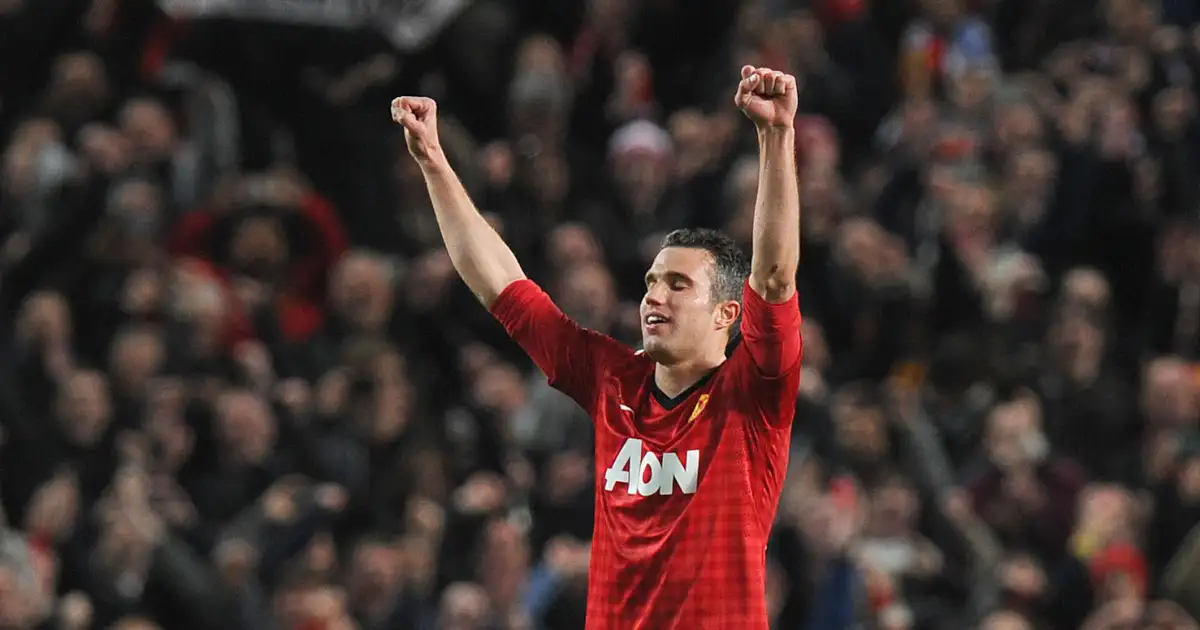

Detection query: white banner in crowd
xmin=156 ymin=0 xmax=468 ymax=50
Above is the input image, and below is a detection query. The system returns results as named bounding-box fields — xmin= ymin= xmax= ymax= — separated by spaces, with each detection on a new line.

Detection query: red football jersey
xmin=491 ymin=278 xmax=803 ymax=630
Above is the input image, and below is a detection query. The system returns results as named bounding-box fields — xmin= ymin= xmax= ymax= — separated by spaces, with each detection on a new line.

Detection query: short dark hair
xmin=659 ymin=228 xmax=750 ymax=303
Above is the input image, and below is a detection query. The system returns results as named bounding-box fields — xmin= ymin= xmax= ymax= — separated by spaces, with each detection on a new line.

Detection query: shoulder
xmin=606 ymin=348 xmax=656 ymax=381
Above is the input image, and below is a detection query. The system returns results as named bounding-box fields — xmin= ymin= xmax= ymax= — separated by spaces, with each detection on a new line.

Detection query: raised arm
xmin=390 ymin=97 xmax=634 ymax=411
xmin=735 ymin=66 xmax=801 ymax=304
xmin=390 ymin=97 xmax=525 ymax=306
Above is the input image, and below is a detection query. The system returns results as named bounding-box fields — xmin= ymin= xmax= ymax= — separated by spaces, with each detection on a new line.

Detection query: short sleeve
xmin=490 ymin=279 xmax=634 ymax=411
xmin=730 ymin=280 xmax=803 ymax=429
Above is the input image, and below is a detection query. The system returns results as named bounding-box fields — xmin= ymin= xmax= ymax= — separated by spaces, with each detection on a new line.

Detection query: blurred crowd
xmin=2 ymin=0 xmax=1200 ymax=629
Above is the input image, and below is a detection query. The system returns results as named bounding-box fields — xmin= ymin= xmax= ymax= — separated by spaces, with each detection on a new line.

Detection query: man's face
xmin=59 ymin=370 xmax=111 ymax=446
xmin=559 ymin=264 xmax=615 ymax=330
xmin=331 ymin=256 xmax=392 ymax=331
xmin=349 ymin=542 xmax=400 ymax=603
xmin=119 ymin=98 xmax=176 ymax=163
xmin=640 ymin=247 xmax=737 ymax=365
xmin=217 ymin=391 xmax=276 ymax=464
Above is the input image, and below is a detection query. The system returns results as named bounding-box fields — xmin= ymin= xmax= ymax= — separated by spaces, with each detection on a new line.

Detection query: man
xmin=390 ymin=64 xmax=802 ymax=629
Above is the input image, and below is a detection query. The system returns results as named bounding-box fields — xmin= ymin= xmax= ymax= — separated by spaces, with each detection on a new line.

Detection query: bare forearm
xmin=749 ymin=127 xmax=800 ymax=303
xmin=420 ymin=156 xmax=526 ymax=306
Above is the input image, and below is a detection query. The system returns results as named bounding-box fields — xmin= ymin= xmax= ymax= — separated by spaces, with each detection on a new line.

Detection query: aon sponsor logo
xmin=604 ymin=438 xmax=699 ymax=496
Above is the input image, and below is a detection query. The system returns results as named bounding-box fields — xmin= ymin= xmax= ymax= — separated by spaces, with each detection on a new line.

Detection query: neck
xmin=654 ymin=353 xmax=725 ymax=399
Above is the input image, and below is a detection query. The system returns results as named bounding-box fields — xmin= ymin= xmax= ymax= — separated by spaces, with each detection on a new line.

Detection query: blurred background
xmin=2 ymin=0 xmax=1200 ymax=628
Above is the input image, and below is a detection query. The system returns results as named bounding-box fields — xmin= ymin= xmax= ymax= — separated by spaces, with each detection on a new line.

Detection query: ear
xmin=714 ymin=300 xmax=741 ymax=331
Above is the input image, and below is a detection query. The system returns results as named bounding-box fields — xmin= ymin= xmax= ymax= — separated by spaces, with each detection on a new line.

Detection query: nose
xmin=643 ymin=283 xmax=666 ymax=307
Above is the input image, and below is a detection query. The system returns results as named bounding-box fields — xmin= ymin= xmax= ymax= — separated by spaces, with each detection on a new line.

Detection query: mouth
xmin=643 ymin=312 xmax=671 ymax=333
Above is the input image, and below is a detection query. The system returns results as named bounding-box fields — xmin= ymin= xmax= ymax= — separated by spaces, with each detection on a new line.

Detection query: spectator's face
xmin=1153 ymin=87 xmax=1193 ymax=137
xmin=216 ymin=392 xmax=276 ymax=465
xmin=868 ymin=479 xmax=919 ymax=536
xmin=2 ymin=118 xmax=62 ymax=200
xmin=108 ymin=179 xmax=164 ymax=246
xmin=471 ymin=363 xmax=525 ymax=415
xmin=230 ymin=217 xmax=288 ymax=279
xmin=833 ymin=401 xmax=888 ymax=464
xmin=1061 ymin=267 xmax=1111 ymax=314
xmin=986 ymin=401 xmax=1047 ymax=469
xmin=109 ymin=330 xmax=165 ymax=398
xmin=670 ymin=109 xmax=731 ymax=179
xmin=612 ymin=150 xmax=671 ymax=211
xmin=57 ymin=370 xmax=112 ymax=447
xmin=546 ymin=223 xmax=602 ymax=269
xmin=835 ymin=219 xmax=888 ymax=282
xmin=509 ymin=37 xmax=570 ymax=138
xmin=1141 ymin=359 xmax=1197 ymax=428
xmin=522 ymin=152 xmax=570 ymax=207
xmin=348 ymin=542 xmax=400 ymax=605
xmin=1078 ymin=485 xmax=1134 ymax=543
xmin=558 ymin=263 xmax=616 ymax=330
xmin=118 ymin=98 xmax=177 ymax=163
xmin=439 ymin=582 xmax=491 ymax=630
xmin=640 ymin=246 xmax=739 ymax=365
xmin=331 ymin=255 xmax=393 ymax=331
xmin=1098 ymin=98 xmax=1139 ymax=159
xmin=45 ymin=51 xmax=109 ymax=124
xmin=950 ymin=68 xmax=995 ymax=114
xmin=1006 ymin=148 xmax=1054 ymax=203
xmin=1105 ymin=0 xmax=1157 ymax=43
xmin=1178 ymin=457 xmax=1200 ymax=501
xmin=996 ymin=103 xmax=1045 ymax=154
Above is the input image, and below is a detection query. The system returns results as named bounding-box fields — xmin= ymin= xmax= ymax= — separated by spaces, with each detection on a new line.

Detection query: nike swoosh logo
xmin=619 ymin=404 xmax=634 ymax=413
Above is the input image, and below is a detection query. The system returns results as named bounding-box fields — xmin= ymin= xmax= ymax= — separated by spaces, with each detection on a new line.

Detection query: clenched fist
xmin=734 ymin=66 xmax=798 ymax=130
xmin=391 ymin=96 xmax=443 ymax=164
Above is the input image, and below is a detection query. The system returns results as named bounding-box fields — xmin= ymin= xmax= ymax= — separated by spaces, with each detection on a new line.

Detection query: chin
xmin=641 ymin=338 xmax=675 ymax=364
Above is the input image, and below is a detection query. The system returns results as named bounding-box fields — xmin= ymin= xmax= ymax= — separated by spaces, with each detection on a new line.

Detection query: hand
xmin=150 ymin=475 xmax=197 ymax=528
xmin=734 ymin=66 xmax=798 ymax=130
xmin=391 ymin=96 xmax=443 ymax=164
